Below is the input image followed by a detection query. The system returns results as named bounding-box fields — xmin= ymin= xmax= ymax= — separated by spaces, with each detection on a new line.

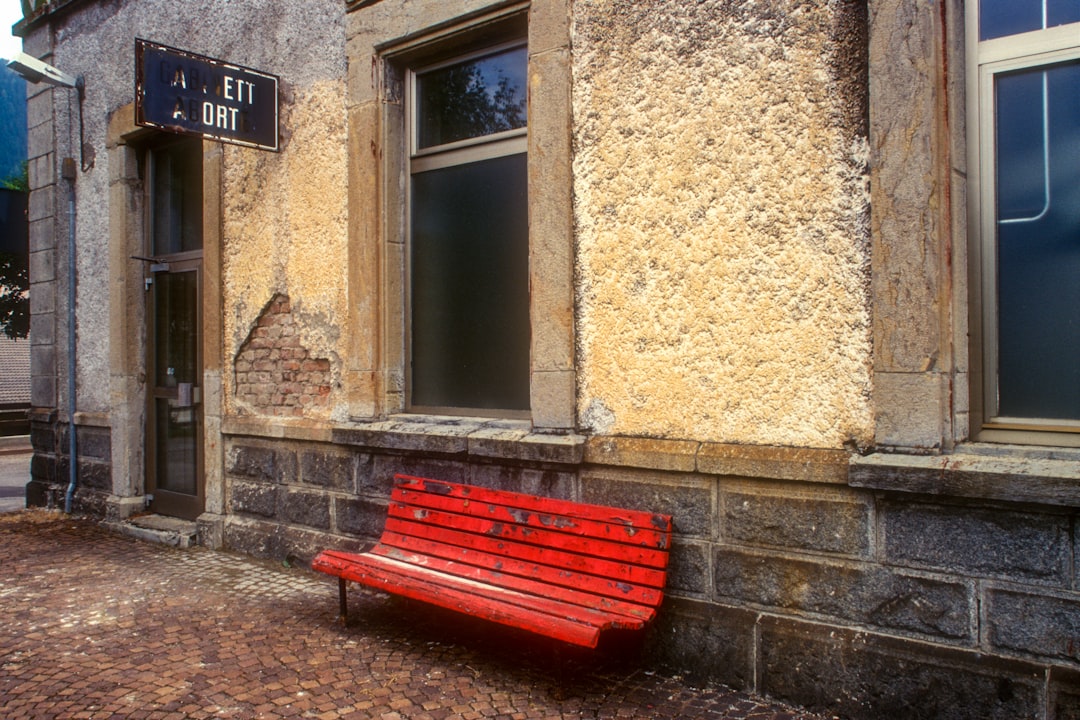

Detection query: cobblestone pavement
xmin=0 ymin=511 xmax=833 ymax=720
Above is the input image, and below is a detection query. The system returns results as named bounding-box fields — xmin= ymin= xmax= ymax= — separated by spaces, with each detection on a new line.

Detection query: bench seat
xmin=312 ymin=474 xmax=673 ymax=648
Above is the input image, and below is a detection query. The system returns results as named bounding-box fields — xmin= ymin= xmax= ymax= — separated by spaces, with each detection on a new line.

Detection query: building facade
xmin=17 ymin=0 xmax=1080 ymax=717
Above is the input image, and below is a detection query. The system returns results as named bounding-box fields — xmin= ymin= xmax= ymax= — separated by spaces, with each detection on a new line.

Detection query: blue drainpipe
xmin=62 ymin=156 xmax=77 ymax=514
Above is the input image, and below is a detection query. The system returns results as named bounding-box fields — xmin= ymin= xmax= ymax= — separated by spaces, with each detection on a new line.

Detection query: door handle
xmin=177 ymin=382 xmax=193 ymax=407
xmin=131 ymin=255 xmax=171 ymax=273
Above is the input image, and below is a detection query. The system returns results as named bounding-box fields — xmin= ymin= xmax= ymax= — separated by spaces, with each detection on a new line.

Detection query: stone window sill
xmin=849 ymin=444 xmax=1080 ymax=507
xmin=222 ymin=413 xmax=585 ymax=465
xmin=332 ymin=415 xmax=585 ymax=465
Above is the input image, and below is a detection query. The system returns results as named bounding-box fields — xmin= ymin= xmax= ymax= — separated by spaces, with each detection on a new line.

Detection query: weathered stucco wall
xmin=222 ymin=77 xmax=348 ymax=421
xmin=573 ymin=0 xmax=872 ymax=449
xmin=49 ymin=0 xmax=347 ymax=420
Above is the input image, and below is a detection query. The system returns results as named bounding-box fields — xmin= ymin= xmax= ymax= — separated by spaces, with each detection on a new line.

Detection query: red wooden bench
xmin=312 ymin=474 xmax=673 ymax=648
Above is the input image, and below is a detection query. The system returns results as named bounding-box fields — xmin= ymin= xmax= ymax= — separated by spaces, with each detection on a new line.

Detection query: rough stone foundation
xmin=214 ymin=425 xmax=1080 ymax=720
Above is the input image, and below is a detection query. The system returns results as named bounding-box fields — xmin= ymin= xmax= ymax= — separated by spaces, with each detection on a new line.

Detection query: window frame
xmin=403 ymin=38 xmax=532 ymax=419
xmin=966 ymin=6 xmax=1080 ymax=446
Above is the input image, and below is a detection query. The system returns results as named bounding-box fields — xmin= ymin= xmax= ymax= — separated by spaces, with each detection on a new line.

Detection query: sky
xmin=1 ymin=0 xmax=21 ymax=61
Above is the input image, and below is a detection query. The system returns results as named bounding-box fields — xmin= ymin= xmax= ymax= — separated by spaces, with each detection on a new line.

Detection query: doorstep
xmin=105 ymin=514 xmax=198 ymax=548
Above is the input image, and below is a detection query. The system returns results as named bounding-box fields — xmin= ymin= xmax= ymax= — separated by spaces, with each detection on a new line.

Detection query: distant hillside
xmin=0 ymin=66 xmax=28 ymax=184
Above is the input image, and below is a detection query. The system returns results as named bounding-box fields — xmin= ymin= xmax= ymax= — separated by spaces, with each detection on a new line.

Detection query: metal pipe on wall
xmin=62 ymin=156 xmax=77 ymax=514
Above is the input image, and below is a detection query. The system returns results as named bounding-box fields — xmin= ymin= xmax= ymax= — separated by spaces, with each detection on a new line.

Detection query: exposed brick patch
xmin=234 ymin=294 xmax=332 ymax=416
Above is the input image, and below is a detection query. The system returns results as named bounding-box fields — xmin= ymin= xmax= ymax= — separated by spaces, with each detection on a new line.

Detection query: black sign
xmin=136 ymin=39 xmax=279 ymax=152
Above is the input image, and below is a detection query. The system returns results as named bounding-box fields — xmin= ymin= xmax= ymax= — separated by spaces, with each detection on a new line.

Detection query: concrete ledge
xmin=585 ymin=436 xmax=850 ymax=484
xmin=699 ymin=443 xmax=849 ymax=484
xmin=332 ymin=415 xmax=585 ymax=465
xmin=850 ymin=446 xmax=1080 ymax=507
xmin=0 ymin=435 xmax=31 ymax=455
xmin=585 ymin=436 xmax=699 ymax=472
xmin=223 ymin=416 xmax=335 ymax=443
xmin=28 ymin=407 xmax=57 ymax=423
xmin=72 ymin=411 xmax=110 ymax=428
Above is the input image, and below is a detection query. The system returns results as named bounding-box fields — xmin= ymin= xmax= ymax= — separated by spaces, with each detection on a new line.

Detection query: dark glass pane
xmin=410 ymin=153 xmax=529 ymax=411
xmin=154 ymin=271 xmax=198 ymax=387
xmin=1049 ymin=0 xmax=1080 ymax=30
xmin=996 ymin=71 xmax=1048 ymax=220
xmin=995 ymin=62 xmax=1080 ymax=420
xmin=156 ymin=398 xmax=197 ymax=496
xmin=152 ymin=140 xmax=202 ymax=256
xmin=981 ymin=0 xmax=1080 ymax=39
xmin=416 ymin=46 xmax=527 ymax=149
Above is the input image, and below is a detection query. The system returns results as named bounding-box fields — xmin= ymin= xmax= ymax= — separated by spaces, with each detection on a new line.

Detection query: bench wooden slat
xmin=367 ymin=541 xmax=658 ymax=621
xmin=380 ymin=516 xmax=668 ymax=591
xmin=313 ymin=475 xmax=673 ymax=648
xmin=395 ymin=484 xmax=671 ymax=551
xmin=335 ymin=550 xmax=653 ymax=629
xmin=376 ymin=528 xmax=664 ymax=608
xmin=396 ymin=474 xmax=671 ymax=533
xmin=386 ymin=502 xmax=670 ymax=570
xmin=315 ymin=550 xmax=617 ymax=647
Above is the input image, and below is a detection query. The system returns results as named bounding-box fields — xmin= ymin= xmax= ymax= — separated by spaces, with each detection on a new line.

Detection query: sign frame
xmin=135 ymin=39 xmax=280 ymax=152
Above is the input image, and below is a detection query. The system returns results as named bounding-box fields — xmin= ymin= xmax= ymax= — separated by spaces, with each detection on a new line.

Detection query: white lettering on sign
xmin=201 ymin=101 xmax=242 ymax=131
xmin=158 ymin=58 xmax=257 ymax=133
xmin=222 ymin=76 xmax=255 ymax=104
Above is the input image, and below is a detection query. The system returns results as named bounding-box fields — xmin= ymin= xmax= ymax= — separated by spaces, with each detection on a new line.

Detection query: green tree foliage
xmin=0 ymin=164 xmax=29 ymax=340
xmin=1 ymin=162 xmax=28 ymax=192
xmin=0 ymin=250 xmax=28 ymax=340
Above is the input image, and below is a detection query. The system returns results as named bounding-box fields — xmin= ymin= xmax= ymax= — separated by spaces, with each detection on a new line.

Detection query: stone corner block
xmin=104 ymin=494 xmax=147 ymax=522
xmin=196 ymin=512 xmax=226 ymax=549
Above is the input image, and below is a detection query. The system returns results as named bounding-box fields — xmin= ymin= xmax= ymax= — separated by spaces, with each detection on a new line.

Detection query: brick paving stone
xmin=0 ymin=510 xmax=838 ymax=720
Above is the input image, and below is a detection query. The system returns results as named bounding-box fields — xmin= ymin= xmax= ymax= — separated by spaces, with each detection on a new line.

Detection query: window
xmin=406 ymin=43 xmax=530 ymax=416
xmin=969 ymin=0 xmax=1080 ymax=441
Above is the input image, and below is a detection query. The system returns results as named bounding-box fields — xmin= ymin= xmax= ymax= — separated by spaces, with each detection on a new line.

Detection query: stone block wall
xmin=220 ymin=417 xmax=583 ymax=564
xmin=629 ymin=458 xmax=1079 ymax=719
xmin=214 ymin=426 xmax=1080 ymax=719
xmin=26 ymin=411 xmax=113 ymax=516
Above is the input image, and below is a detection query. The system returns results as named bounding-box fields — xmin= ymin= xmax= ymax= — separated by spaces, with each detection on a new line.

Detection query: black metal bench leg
xmin=338 ymin=577 xmax=348 ymax=625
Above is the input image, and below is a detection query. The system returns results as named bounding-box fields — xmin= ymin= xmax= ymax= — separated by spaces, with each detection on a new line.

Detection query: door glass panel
xmin=155 ymin=398 xmax=197 ymax=496
xmin=152 ymin=142 xmax=203 ymax=255
xmin=154 ymin=270 xmax=198 ymax=387
xmin=995 ymin=61 xmax=1080 ymax=419
xmin=154 ymin=270 xmax=199 ymax=496
xmin=410 ymin=152 xmax=529 ymax=411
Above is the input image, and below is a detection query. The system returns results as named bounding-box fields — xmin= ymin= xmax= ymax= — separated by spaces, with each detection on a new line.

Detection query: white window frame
xmin=966 ymin=6 xmax=1080 ymax=445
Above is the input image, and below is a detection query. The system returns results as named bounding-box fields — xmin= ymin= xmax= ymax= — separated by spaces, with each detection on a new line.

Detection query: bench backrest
xmin=381 ymin=474 xmax=673 ymax=621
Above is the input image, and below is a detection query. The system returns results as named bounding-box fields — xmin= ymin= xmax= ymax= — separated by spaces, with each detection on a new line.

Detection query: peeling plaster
xmin=222 ymin=81 xmax=349 ymax=419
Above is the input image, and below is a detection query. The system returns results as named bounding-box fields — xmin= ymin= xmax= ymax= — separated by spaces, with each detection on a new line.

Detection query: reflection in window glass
xmin=410 ymin=153 xmax=530 ymax=411
xmin=416 ymin=46 xmax=527 ymax=149
xmin=995 ymin=61 xmax=1080 ymax=419
xmin=980 ymin=0 xmax=1080 ymax=40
